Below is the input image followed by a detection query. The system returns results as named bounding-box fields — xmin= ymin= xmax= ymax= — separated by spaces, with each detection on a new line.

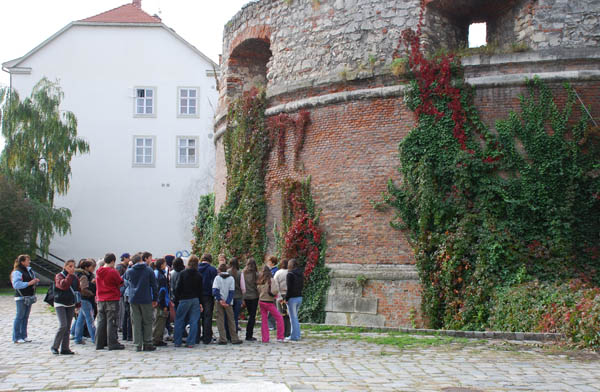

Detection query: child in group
xmin=257 ymin=265 xmax=285 ymax=343
xmin=152 ymin=258 xmax=169 ymax=347
xmin=212 ymin=264 xmax=242 ymax=345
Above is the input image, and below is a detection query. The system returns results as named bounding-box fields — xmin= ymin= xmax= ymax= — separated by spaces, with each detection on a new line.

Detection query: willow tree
xmin=0 ymin=78 xmax=89 ymax=255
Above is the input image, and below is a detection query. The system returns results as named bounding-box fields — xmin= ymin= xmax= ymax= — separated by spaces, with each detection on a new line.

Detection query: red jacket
xmin=96 ymin=266 xmax=123 ymax=302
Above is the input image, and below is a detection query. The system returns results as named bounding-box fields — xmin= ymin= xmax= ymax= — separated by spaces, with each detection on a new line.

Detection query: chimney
xmin=133 ymin=0 xmax=141 ymax=8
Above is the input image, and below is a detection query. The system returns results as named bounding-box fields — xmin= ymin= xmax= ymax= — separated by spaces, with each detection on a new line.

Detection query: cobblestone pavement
xmin=0 ymin=296 xmax=599 ymax=392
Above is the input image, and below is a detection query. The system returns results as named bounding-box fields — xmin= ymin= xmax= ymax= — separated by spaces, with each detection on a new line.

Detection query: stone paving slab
xmin=0 ymin=296 xmax=599 ymax=392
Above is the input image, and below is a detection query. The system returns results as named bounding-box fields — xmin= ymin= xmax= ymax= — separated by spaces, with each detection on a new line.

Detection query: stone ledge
xmin=328 ymin=263 xmax=419 ymax=281
xmin=304 ymin=322 xmax=565 ymax=342
xmin=466 ymin=70 xmax=600 ymax=88
xmin=462 ymin=47 xmax=600 ymax=67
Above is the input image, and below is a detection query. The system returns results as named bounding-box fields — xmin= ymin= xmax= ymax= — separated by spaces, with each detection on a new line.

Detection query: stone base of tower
xmin=324 ymin=264 xmax=422 ymax=328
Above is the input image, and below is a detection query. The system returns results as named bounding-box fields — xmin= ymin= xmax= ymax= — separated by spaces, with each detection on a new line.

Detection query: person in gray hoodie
xmin=212 ymin=264 xmax=242 ymax=345
xmin=124 ymin=252 xmax=158 ymax=351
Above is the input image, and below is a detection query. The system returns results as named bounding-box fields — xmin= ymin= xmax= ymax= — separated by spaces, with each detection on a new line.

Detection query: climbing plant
xmin=209 ymin=88 xmax=271 ymax=261
xmin=385 ymin=1 xmax=600 ymax=330
xmin=191 ymin=193 xmax=215 ymax=256
xmin=277 ymin=177 xmax=330 ymax=323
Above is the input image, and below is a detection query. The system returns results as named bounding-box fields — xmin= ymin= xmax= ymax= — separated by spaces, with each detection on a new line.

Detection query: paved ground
xmin=0 ymin=296 xmax=599 ymax=392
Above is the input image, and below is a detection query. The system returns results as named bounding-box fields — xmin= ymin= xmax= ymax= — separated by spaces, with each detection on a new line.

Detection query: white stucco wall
xmin=8 ymin=24 xmax=217 ymax=260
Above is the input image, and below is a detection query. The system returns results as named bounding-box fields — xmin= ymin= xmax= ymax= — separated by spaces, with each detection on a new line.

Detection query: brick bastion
xmin=213 ymin=0 xmax=600 ymax=327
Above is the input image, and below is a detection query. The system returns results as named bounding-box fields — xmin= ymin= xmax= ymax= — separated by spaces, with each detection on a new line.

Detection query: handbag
xmin=16 ymin=288 xmax=37 ymax=306
xmin=44 ymin=284 xmax=55 ymax=306
xmin=70 ymin=286 xmax=82 ymax=304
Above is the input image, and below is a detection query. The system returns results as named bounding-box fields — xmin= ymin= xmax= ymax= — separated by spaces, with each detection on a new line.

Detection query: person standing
xmin=226 ymin=257 xmax=244 ymax=339
xmin=198 ymin=253 xmax=217 ymax=344
xmin=124 ymin=252 xmax=158 ymax=351
xmin=257 ymin=265 xmax=284 ymax=343
xmin=266 ymin=256 xmax=279 ymax=331
xmin=95 ymin=253 xmax=124 ymax=350
xmin=242 ymin=258 xmax=259 ymax=342
xmin=173 ymin=255 xmax=203 ymax=348
xmin=285 ymin=259 xmax=304 ymax=342
xmin=273 ymin=259 xmax=290 ymax=338
xmin=11 ymin=254 xmax=40 ymax=344
xmin=73 ymin=259 xmax=97 ymax=345
xmin=116 ymin=253 xmax=130 ymax=339
xmin=51 ymin=259 xmax=80 ymax=355
xmin=213 ymin=264 xmax=242 ymax=345
xmin=152 ymin=258 xmax=169 ymax=347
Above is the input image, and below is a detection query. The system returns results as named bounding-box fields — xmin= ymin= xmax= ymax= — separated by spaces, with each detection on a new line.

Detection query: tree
xmin=0 ymin=78 xmax=89 ymax=255
xmin=0 ymin=174 xmax=34 ymax=283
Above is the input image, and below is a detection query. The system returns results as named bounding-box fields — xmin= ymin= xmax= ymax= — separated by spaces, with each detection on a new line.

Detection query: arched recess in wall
xmin=227 ymin=38 xmax=272 ymax=98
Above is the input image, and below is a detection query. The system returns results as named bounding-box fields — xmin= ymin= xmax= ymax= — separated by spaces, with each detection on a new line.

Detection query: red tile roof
xmin=80 ymin=3 xmax=161 ymax=24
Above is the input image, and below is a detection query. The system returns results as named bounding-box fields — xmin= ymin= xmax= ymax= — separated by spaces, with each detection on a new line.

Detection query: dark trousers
xmin=199 ymin=296 xmax=214 ymax=344
xmin=244 ymin=298 xmax=258 ymax=340
xmin=122 ymin=298 xmax=132 ymax=340
xmin=52 ymin=306 xmax=74 ymax=352
xmin=96 ymin=300 xmax=120 ymax=349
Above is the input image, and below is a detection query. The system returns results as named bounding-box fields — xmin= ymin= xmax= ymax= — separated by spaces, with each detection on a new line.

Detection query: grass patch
xmin=0 ymin=286 xmax=48 ymax=296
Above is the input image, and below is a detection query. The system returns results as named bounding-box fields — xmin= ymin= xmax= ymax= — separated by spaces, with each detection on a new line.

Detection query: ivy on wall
xmin=276 ymin=177 xmax=330 ymax=323
xmin=192 ymin=88 xmax=270 ymax=261
xmin=385 ymin=1 xmax=600 ymax=331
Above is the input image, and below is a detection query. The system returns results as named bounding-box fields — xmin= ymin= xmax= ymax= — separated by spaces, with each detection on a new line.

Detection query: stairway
xmin=31 ymin=253 xmax=64 ymax=285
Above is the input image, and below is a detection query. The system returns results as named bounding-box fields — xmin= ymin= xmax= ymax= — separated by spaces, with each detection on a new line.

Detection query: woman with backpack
xmin=11 ymin=254 xmax=40 ymax=344
xmin=51 ymin=259 xmax=81 ymax=355
xmin=257 ymin=265 xmax=284 ymax=343
xmin=73 ymin=259 xmax=96 ymax=344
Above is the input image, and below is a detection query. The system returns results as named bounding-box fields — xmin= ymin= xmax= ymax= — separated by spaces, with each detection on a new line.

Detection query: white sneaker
xmin=277 ymin=339 xmax=285 ymax=343
xmin=284 ymin=337 xmax=291 ymax=342
xmin=16 ymin=339 xmax=25 ymax=344
xmin=23 ymin=338 xmax=32 ymax=343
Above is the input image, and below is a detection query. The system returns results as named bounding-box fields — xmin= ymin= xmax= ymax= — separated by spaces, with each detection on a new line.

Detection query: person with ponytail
xmin=11 ymin=254 xmax=40 ymax=343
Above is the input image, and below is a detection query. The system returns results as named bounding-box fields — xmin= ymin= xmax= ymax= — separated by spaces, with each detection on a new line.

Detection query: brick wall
xmin=264 ymin=96 xmax=417 ymax=266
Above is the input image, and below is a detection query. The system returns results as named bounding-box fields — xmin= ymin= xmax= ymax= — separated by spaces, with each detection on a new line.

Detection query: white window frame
xmin=177 ymin=87 xmax=200 ymax=118
xmin=132 ymin=135 xmax=156 ymax=168
xmin=176 ymin=136 xmax=200 ymax=168
xmin=134 ymin=87 xmax=157 ymax=118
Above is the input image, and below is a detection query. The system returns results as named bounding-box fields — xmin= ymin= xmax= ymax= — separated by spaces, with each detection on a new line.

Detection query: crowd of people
xmin=10 ymin=252 xmax=304 ymax=354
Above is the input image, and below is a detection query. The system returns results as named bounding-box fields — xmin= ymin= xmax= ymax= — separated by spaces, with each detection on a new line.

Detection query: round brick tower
xmin=214 ymin=0 xmax=600 ymax=327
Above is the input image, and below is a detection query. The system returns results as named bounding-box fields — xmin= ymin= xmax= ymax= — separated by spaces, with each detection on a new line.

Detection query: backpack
xmin=44 ymin=283 xmax=55 ymax=307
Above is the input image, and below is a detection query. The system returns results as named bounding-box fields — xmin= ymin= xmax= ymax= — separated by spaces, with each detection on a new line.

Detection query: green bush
xmin=488 ymin=280 xmax=600 ymax=348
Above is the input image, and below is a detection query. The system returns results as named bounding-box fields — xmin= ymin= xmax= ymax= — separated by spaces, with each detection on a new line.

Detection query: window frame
xmin=177 ymin=87 xmax=200 ymax=118
xmin=133 ymin=86 xmax=157 ymax=118
xmin=176 ymin=136 xmax=200 ymax=168
xmin=132 ymin=135 xmax=156 ymax=168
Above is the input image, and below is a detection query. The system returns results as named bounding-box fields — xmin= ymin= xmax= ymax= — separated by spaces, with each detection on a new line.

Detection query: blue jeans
xmin=174 ymin=298 xmax=200 ymax=346
xmin=74 ymin=299 xmax=96 ymax=343
xmin=288 ymin=296 xmax=303 ymax=341
xmin=13 ymin=299 xmax=32 ymax=342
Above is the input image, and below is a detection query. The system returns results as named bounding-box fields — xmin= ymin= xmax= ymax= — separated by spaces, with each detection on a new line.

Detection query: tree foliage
xmin=0 ymin=78 xmax=89 ymax=255
xmin=0 ymin=174 xmax=34 ymax=283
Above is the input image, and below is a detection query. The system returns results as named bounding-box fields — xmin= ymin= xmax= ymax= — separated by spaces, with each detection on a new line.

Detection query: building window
xmin=133 ymin=136 xmax=156 ymax=167
xmin=135 ymin=87 xmax=155 ymax=116
xmin=178 ymin=87 xmax=199 ymax=117
xmin=177 ymin=136 xmax=199 ymax=167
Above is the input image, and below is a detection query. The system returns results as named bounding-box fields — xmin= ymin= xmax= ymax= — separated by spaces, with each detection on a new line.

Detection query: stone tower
xmin=214 ymin=0 xmax=600 ymax=327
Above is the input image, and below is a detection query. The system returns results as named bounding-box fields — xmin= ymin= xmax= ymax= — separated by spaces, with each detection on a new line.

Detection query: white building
xmin=2 ymin=0 xmax=217 ymax=261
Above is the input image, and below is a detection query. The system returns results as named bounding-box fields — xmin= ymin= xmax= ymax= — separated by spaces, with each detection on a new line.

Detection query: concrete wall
xmin=9 ymin=24 xmax=217 ymax=260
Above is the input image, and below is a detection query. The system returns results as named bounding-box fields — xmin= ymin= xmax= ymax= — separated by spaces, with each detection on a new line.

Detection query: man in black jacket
xmin=173 ymin=255 xmax=204 ymax=348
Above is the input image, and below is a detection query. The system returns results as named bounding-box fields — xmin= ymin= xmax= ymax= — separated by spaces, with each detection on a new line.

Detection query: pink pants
xmin=259 ymin=301 xmax=284 ymax=342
